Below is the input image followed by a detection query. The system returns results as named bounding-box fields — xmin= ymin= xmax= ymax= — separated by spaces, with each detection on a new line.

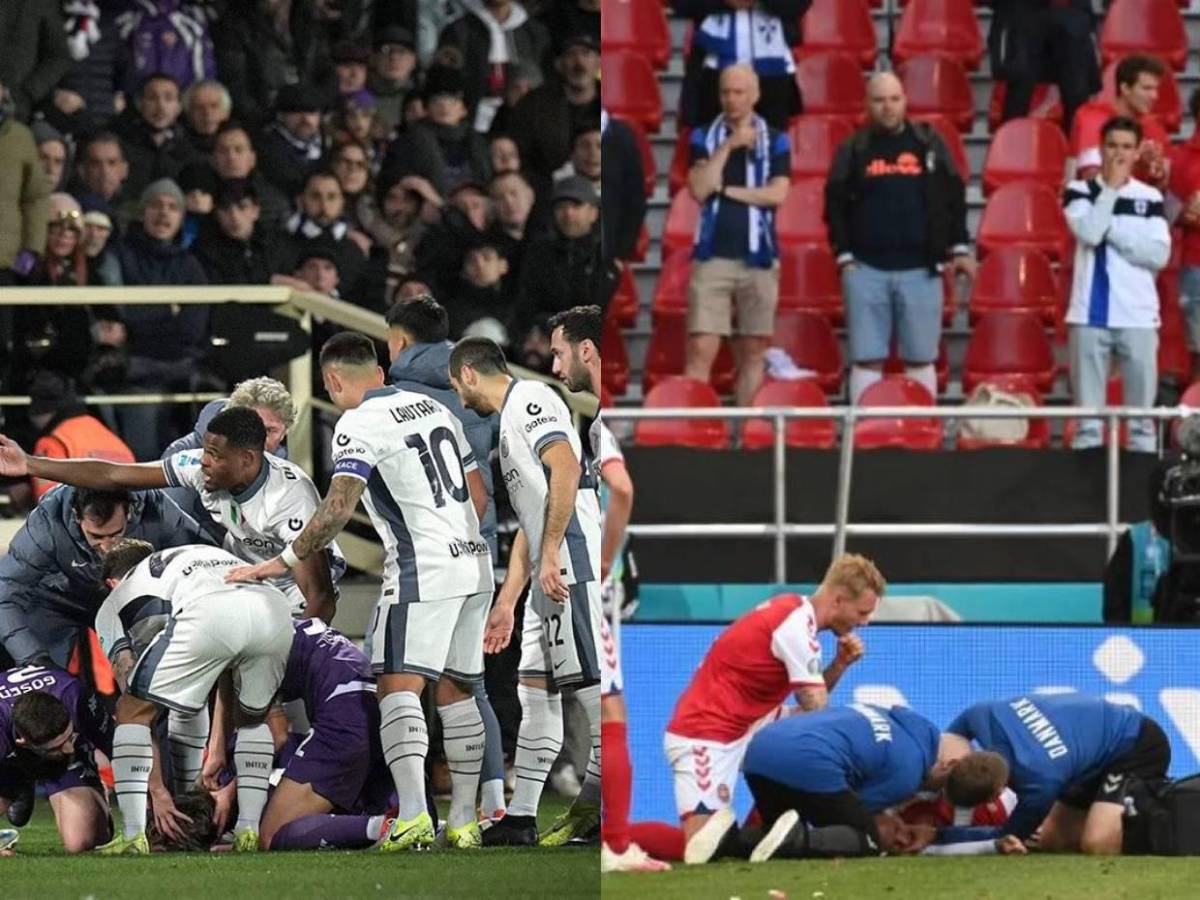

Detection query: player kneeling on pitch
xmin=0 ymin=666 xmax=115 ymax=853
xmin=938 ymin=693 xmax=1171 ymax=855
xmin=92 ymin=539 xmax=294 ymax=855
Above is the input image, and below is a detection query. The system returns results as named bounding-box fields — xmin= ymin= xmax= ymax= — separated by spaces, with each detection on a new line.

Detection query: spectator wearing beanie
xmin=368 ymin=26 xmax=419 ymax=137
xmin=193 ymin=178 xmax=286 ymax=286
xmin=332 ymin=90 xmax=384 ymax=173
xmin=81 ymin=208 xmax=122 ymax=285
xmin=332 ymin=41 xmax=370 ymax=97
xmin=257 ymin=82 xmax=325 ymax=200
xmin=111 ymin=72 xmax=200 ymax=200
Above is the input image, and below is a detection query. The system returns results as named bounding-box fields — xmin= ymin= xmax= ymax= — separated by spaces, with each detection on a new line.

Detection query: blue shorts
xmin=843 ymin=263 xmax=943 ymax=363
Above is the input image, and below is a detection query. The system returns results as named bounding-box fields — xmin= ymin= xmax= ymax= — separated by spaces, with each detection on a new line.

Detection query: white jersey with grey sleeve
xmin=161 ymin=451 xmax=347 ymax=615
xmin=330 ymin=386 xmax=494 ymax=603
xmin=499 ymin=379 xmax=601 ymax=584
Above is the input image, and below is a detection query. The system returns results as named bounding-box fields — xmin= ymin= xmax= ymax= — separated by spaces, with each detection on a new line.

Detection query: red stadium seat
xmin=776 ymin=178 xmax=829 ymax=247
xmin=912 ymin=114 xmax=971 ymax=181
xmin=787 ymin=116 xmax=856 ymax=181
xmin=795 ymin=52 xmax=867 ymax=119
xmin=982 ymin=118 xmax=1069 ymax=196
xmin=662 ymin=190 xmax=701 ymax=262
xmin=853 ymin=377 xmax=943 ymax=450
xmin=976 ymin=181 xmax=1073 ymax=262
xmin=898 ymin=55 xmax=975 ymax=132
xmin=1099 ymin=0 xmax=1187 ymax=71
xmin=651 ymin=252 xmax=692 ymax=319
xmin=962 ymin=312 xmax=1057 ymax=393
xmin=969 ymin=247 xmax=1061 ymax=325
xmin=601 ymin=51 xmax=663 ymax=132
xmin=957 ymin=374 xmax=1052 ymax=450
xmin=741 ymin=379 xmax=837 ymax=450
xmin=1157 ymin=266 xmax=1190 ymax=386
xmin=1098 ymin=61 xmax=1182 ymax=133
xmin=893 ymin=0 xmax=985 ymax=71
xmin=620 ymin=117 xmax=657 ymax=197
xmin=635 ymin=377 xmax=731 ymax=449
xmin=988 ymin=82 xmax=1062 ymax=132
xmin=601 ymin=0 xmax=671 ymax=69
xmin=882 ymin=338 xmax=950 ymax=394
xmin=642 ymin=313 xmax=735 ymax=395
xmin=796 ymin=0 xmax=877 ymax=69
xmin=610 ymin=264 xmax=639 ymax=328
xmin=778 ymin=243 xmax=843 ymax=321
xmin=772 ymin=311 xmax=844 ymax=393
xmin=1173 ymin=381 xmax=1200 ymax=446
xmin=601 ymin=315 xmax=629 ymax=396
xmin=668 ymin=129 xmax=692 ymax=196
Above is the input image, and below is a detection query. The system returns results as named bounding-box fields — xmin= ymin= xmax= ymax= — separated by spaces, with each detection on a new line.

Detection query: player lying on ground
xmin=0 ymin=667 xmax=113 ymax=852
xmin=938 ymin=693 xmax=1172 ymax=855
xmin=227 ymin=333 xmax=496 ymax=852
xmin=546 ymin=305 xmax=667 ymax=872
xmin=449 ymin=337 xmax=605 ymax=847
xmin=93 ymin=539 xmax=294 ymax=854
xmin=625 ymin=556 xmax=881 ymax=864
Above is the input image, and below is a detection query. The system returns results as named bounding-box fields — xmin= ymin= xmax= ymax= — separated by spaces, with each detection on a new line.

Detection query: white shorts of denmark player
xmin=128 ymin=584 xmax=294 ymax=716
xmin=599 ymin=613 xmax=622 ymax=696
xmin=369 ymin=590 xmax=491 ymax=682
xmin=663 ymin=706 xmax=787 ymax=818
xmin=518 ymin=581 xmax=603 ymax=690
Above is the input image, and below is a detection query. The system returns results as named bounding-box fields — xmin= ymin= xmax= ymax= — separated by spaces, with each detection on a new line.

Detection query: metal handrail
xmin=603 ymin=404 xmax=1192 ymax=582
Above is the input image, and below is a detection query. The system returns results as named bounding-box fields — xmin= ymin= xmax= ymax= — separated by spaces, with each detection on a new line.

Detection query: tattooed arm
xmin=290 ymin=476 xmax=366 ymax=561
xmin=111 ymin=648 xmax=136 ymax=693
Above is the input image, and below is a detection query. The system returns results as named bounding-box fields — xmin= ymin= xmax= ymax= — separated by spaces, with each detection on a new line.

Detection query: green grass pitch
xmin=602 ymin=855 xmax=1200 ymax=900
xmin=4 ymin=797 xmax=598 ymax=900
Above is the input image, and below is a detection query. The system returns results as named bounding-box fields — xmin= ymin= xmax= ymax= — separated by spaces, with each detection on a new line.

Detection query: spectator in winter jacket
xmin=600 ymin=111 xmax=647 ymax=264
xmin=116 ymin=0 xmax=216 ymax=92
xmin=0 ymin=0 xmax=72 ymax=121
xmin=368 ymin=26 xmax=418 ymax=136
xmin=48 ymin=2 xmax=130 ymax=134
xmin=70 ymin=132 xmax=134 ymax=225
xmin=489 ymin=170 xmax=540 ymax=280
xmin=193 ymin=178 xmax=286 ymax=285
xmin=282 ymin=168 xmax=368 ymax=297
xmin=182 ymin=78 xmax=232 ymax=157
xmin=32 ymin=121 xmax=69 ymax=193
xmin=436 ymin=0 xmax=549 ymax=132
xmin=111 ymin=73 xmax=200 ymax=201
xmin=0 ymin=92 xmax=49 ymax=279
xmin=414 ymin=180 xmax=494 ymax=296
xmin=358 ymin=170 xmax=438 ymax=303
xmin=332 ymin=41 xmax=370 ymax=96
xmin=257 ymin=82 xmax=326 ymax=200
xmin=210 ymin=121 xmax=291 ymax=233
xmin=445 ymin=238 xmax=519 ymax=343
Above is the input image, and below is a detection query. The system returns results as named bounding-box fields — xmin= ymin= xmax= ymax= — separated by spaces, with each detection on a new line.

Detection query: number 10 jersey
xmin=331 ymin=386 xmax=494 ymax=604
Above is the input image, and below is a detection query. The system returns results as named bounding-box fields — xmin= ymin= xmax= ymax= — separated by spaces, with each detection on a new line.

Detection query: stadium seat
xmin=882 ymin=338 xmax=950 ymax=394
xmin=962 ymin=311 xmax=1057 ymax=393
xmin=651 ymin=252 xmax=692 ymax=319
xmin=956 ymin=374 xmax=1052 ymax=450
xmin=1099 ymin=0 xmax=1187 ymax=71
xmin=1098 ymin=61 xmax=1182 ymax=133
xmin=741 ymin=379 xmax=838 ymax=450
xmin=1174 ymin=381 xmax=1200 ymax=446
xmin=610 ymin=264 xmax=639 ymax=328
xmin=635 ymin=377 xmax=731 ymax=449
xmin=893 ymin=0 xmax=985 ymax=71
xmin=621 ymin=117 xmax=657 ymax=197
xmin=1158 ymin=266 xmax=1190 ymax=386
xmin=969 ymin=247 xmax=1061 ymax=325
xmin=601 ymin=0 xmax=671 ymax=69
xmin=668 ymin=129 xmax=693 ymax=196
xmin=853 ymin=377 xmax=943 ymax=450
xmin=772 ymin=311 xmax=844 ymax=393
xmin=988 ymin=82 xmax=1062 ymax=132
xmin=976 ymin=181 xmax=1072 ymax=262
xmin=661 ymin=190 xmax=701 ymax=262
xmin=601 ymin=315 xmax=629 ymax=396
xmin=981 ymin=118 xmax=1069 ymax=196
xmin=787 ymin=116 xmax=856 ymax=181
xmin=898 ymin=55 xmax=975 ymax=132
xmin=601 ymin=51 xmax=663 ymax=132
xmin=778 ymin=243 xmax=843 ymax=321
xmin=796 ymin=0 xmax=877 ymax=69
xmin=911 ymin=114 xmax=971 ymax=181
xmin=795 ymin=52 xmax=866 ymax=119
xmin=776 ymin=178 xmax=829 ymax=247
xmin=642 ymin=312 xmax=735 ymax=395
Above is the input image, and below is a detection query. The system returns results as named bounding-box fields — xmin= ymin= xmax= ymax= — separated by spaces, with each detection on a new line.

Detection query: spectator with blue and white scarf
xmin=685 ymin=65 xmax=790 ymax=406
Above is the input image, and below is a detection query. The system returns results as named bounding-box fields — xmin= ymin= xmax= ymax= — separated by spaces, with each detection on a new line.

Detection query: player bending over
xmin=92 ymin=540 xmax=294 ymax=854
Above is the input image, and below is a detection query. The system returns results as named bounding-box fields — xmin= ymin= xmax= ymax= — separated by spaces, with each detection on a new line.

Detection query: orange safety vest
xmin=31 ymin=414 xmax=135 ymax=500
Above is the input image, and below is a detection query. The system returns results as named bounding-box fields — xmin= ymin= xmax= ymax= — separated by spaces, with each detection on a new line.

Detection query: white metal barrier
xmin=603 ymin=404 xmax=1194 ymax=583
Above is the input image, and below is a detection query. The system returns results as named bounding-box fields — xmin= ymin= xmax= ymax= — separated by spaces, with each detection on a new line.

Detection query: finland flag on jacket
xmin=1063 ymin=177 xmax=1172 ymax=329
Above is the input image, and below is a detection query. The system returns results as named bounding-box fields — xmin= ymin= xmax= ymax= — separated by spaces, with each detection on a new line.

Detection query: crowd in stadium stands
xmin=602 ymin=0 xmax=1200 ymax=452
xmin=0 ymin=0 xmax=604 ymax=460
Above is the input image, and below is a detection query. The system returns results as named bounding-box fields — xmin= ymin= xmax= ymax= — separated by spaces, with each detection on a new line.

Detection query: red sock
xmin=601 ymin=720 xmax=633 ymax=853
xmin=628 ymin=822 xmax=687 ymax=861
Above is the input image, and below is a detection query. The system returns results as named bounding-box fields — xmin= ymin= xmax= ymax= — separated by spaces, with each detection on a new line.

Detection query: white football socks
xmin=112 ymin=723 xmax=153 ymax=838
xmin=167 ymin=707 xmax=209 ymax=794
xmin=233 ymin=724 xmax=274 ymax=834
xmin=437 ymin=697 xmax=485 ymax=829
xmin=849 ymin=365 xmax=883 ymax=404
xmin=573 ymin=684 xmax=603 ymax=807
xmin=508 ymin=684 xmax=563 ymax=818
xmin=379 ymin=691 xmax=428 ymax=821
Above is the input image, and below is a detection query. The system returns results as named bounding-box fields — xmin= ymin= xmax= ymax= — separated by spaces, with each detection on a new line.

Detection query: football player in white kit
xmin=543 ymin=306 xmax=669 ymax=871
xmin=90 ymin=539 xmax=294 ymax=854
xmin=227 ymin=332 xmax=495 ymax=852
xmin=449 ymin=337 xmax=604 ymax=847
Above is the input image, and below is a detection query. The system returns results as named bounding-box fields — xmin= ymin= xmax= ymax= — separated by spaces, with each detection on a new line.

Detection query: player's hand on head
xmin=149 ymin=785 xmax=190 ymax=842
xmin=995 ymin=834 xmax=1027 ymax=855
xmin=0 ymin=435 xmax=29 ymax=477
xmin=210 ymin=780 xmax=235 ymax=834
xmin=538 ymin=554 xmax=569 ymax=603
xmin=484 ymin=604 xmax=515 ymax=654
xmin=836 ymin=633 xmax=865 ymax=666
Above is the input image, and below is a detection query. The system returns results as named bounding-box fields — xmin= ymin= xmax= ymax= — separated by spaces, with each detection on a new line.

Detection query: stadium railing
xmin=0 ymin=285 xmax=597 ymax=577
xmin=604 ymin=404 xmax=1192 ymax=583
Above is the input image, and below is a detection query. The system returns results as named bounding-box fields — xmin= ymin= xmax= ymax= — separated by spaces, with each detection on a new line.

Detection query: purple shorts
xmin=285 ymin=691 xmax=384 ymax=812
xmin=0 ymin=753 xmax=102 ymax=799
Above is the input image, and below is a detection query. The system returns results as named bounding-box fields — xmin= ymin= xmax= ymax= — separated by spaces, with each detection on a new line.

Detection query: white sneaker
xmin=750 ymin=810 xmax=800 ymax=863
xmin=602 ymin=841 xmax=672 ymax=873
xmin=683 ymin=808 xmax=737 ymax=865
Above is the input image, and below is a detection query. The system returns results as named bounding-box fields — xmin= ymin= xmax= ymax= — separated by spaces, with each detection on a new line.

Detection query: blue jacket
xmin=0 ymin=486 xmax=213 ymax=665
xmin=388 ymin=341 xmax=499 ymax=560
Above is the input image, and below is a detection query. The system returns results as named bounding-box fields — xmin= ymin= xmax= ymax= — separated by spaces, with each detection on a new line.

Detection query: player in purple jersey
xmin=0 ymin=665 xmax=114 ymax=852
